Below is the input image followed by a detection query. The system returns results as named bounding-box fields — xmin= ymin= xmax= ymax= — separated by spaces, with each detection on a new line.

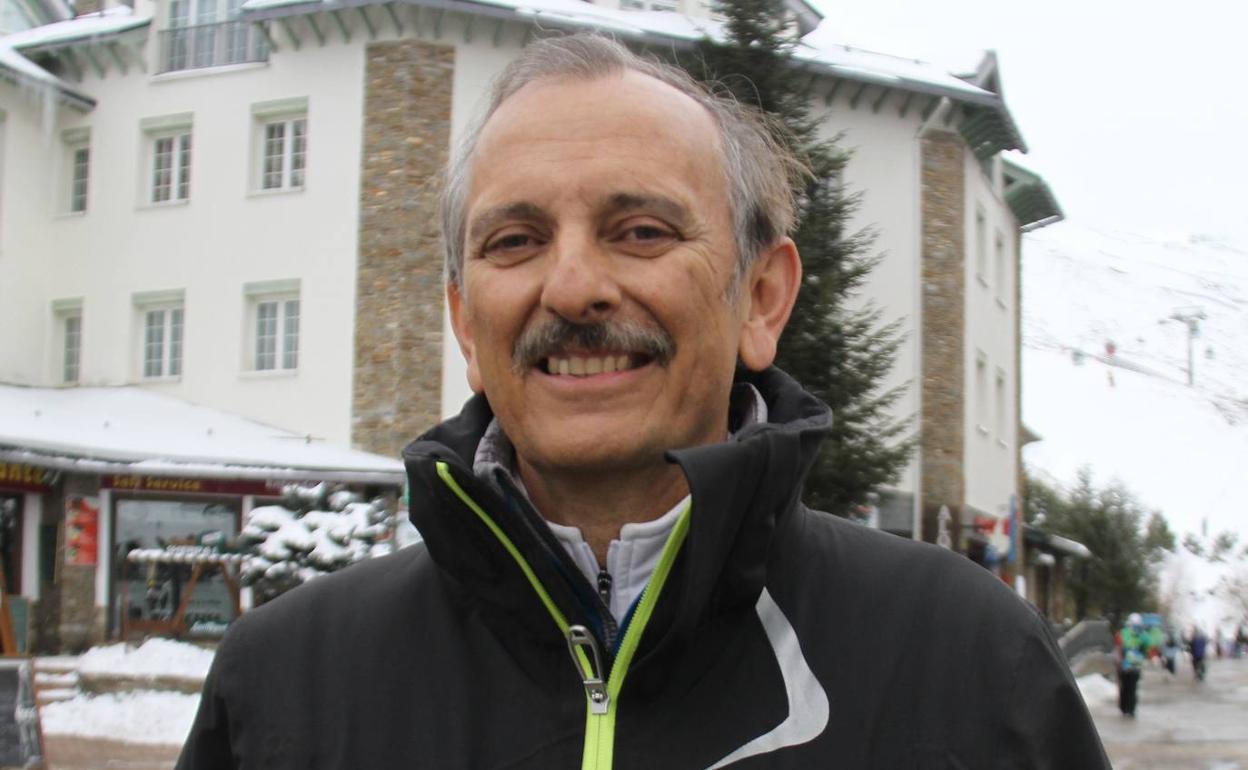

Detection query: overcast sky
xmin=806 ymin=0 xmax=1248 ymax=245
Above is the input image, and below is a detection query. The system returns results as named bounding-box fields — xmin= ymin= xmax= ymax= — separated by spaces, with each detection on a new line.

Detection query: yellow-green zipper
xmin=436 ymin=462 xmax=691 ymax=770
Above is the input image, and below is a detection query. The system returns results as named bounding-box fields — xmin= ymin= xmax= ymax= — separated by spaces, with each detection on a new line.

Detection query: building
xmin=0 ymin=0 xmax=1061 ymax=646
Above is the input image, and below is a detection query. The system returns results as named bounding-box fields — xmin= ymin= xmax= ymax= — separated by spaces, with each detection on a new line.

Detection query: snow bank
xmin=76 ymin=638 xmax=214 ymax=681
xmin=41 ymin=691 xmax=200 ymax=745
xmin=1076 ymin=673 xmax=1117 ymax=706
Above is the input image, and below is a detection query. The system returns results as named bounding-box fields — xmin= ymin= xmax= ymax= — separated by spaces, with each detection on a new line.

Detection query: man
xmin=178 ymin=34 xmax=1109 ymax=768
xmin=1116 ymin=613 xmax=1148 ymax=717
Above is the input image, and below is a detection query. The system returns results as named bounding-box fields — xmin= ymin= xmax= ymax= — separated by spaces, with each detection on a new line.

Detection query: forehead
xmin=466 ymin=70 xmax=727 ymax=216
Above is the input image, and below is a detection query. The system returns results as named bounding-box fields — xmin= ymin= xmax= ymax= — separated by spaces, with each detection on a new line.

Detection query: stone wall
xmin=352 ymin=40 xmax=455 ymax=459
xmin=919 ymin=130 xmax=967 ymax=544
xmin=54 ymin=474 xmax=104 ymax=652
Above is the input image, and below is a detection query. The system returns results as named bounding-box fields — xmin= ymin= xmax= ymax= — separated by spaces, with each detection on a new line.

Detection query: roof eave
xmin=0 ymin=445 xmax=406 ymax=485
xmin=0 ymin=62 xmax=95 ymax=110
xmin=1004 ymin=159 xmax=1064 ymax=232
xmin=11 ymin=16 xmax=151 ymax=54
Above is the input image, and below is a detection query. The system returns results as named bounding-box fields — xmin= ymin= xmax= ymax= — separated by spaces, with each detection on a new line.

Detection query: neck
xmin=517 ymin=458 xmax=690 ymax=566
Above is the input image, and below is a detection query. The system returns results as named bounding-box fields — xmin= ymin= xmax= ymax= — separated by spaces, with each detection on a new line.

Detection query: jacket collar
xmin=401 ymin=366 xmax=832 ymax=651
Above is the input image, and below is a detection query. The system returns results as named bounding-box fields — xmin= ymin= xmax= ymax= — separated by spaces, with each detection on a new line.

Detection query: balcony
xmin=158 ymin=20 xmax=269 ymax=74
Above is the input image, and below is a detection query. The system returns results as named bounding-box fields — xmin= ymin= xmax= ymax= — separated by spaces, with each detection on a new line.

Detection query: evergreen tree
xmin=677 ymin=0 xmax=912 ymax=516
xmin=1026 ymin=469 xmax=1169 ymax=624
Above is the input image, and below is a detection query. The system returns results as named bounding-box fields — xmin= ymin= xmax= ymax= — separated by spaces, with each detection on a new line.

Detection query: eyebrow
xmin=466 ymin=193 xmax=696 ymax=247
xmin=467 ymin=202 xmax=551 ymax=247
xmin=603 ymin=193 xmax=695 ymax=229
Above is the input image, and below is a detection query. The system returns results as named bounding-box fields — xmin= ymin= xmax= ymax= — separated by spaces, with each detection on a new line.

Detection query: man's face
xmin=450 ymin=71 xmax=757 ymax=477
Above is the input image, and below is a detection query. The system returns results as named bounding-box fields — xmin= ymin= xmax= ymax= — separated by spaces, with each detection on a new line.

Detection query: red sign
xmin=65 ymin=496 xmax=99 ymax=566
xmin=103 ymin=475 xmax=283 ymax=497
xmin=0 ymin=463 xmax=53 ymax=493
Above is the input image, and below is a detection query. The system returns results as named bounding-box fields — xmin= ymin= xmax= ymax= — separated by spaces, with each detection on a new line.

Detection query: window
xmin=134 ymin=291 xmax=185 ymax=380
xmin=63 ymin=129 xmax=90 ymax=214
xmin=152 ymin=133 xmax=192 ymax=203
xmin=994 ymin=231 xmax=1008 ymax=304
xmin=141 ymin=114 xmax=194 ymax=205
xmin=974 ymin=207 xmax=986 ymax=283
xmin=254 ymin=298 xmax=299 ymax=370
xmin=260 ymin=116 xmax=306 ymax=190
xmin=975 ymin=351 xmax=988 ymax=434
xmin=64 ymin=314 xmax=82 ymax=383
xmin=162 ymin=0 xmax=267 ymax=72
xmin=994 ymin=368 xmax=1007 ymax=444
xmin=53 ymin=299 xmax=83 ymax=384
xmin=251 ymin=99 xmax=309 ymax=193
xmin=244 ymin=280 xmax=300 ymax=372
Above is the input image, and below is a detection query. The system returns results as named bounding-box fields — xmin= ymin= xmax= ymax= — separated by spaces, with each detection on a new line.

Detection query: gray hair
xmin=441 ymin=33 xmax=807 ymax=288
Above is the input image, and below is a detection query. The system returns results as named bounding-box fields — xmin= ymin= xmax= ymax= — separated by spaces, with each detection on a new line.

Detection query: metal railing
xmin=158 ymin=20 xmax=269 ymax=74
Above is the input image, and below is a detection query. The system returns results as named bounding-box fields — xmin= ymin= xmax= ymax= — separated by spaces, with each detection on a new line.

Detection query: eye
xmin=612 ymin=220 xmax=679 ymax=255
xmin=481 ymin=229 xmax=545 ymax=264
xmin=621 ymin=225 xmax=671 ymax=242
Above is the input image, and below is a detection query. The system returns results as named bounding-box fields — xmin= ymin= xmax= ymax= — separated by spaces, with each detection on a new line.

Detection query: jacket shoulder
xmin=776 ymin=507 xmax=1047 ymax=647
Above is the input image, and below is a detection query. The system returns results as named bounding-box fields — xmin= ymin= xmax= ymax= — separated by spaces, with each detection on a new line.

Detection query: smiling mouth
xmin=540 ymin=352 xmax=652 ymax=377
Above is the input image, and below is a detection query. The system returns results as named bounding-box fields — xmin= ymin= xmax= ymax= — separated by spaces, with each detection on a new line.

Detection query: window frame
xmin=993 ymin=229 xmax=1009 ymax=306
xmin=52 ymin=298 xmax=84 ymax=385
xmin=133 ymin=291 xmax=186 ymax=382
xmin=243 ymin=280 xmax=301 ymax=374
xmin=62 ymin=128 xmax=90 ymax=215
xmin=973 ymin=206 xmax=987 ymax=285
xmin=994 ymin=367 xmax=1008 ymax=446
xmin=151 ymin=131 xmax=193 ymax=204
xmin=974 ymin=351 xmax=989 ymax=435
xmin=250 ymin=100 xmax=309 ymax=193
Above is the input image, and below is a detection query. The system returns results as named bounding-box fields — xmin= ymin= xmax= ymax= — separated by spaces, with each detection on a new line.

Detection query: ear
xmin=447 ymin=281 xmax=484 ymax=393
xmin=737 ymin=237 xmax=801 ymax=371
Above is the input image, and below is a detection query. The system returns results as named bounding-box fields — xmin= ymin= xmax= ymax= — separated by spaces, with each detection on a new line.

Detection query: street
xmin=1089 ymin=657 xmax=1248 ymax=769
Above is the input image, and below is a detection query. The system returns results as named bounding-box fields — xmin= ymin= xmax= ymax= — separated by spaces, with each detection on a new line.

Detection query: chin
xmin=522 ymin=435 xmax=662 ymax=476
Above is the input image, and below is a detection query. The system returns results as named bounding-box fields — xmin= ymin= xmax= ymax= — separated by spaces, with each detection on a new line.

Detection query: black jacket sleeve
xmin=999 ymin=614 xmax=1111 ymax=769
xmin=176 ymin=631 xmax=240 ymax=770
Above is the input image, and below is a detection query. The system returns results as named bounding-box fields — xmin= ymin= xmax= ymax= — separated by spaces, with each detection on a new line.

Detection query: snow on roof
xmin=793 ymin=39 xmax=993 ymax=103
xmin=0 ymin=6 xmax=144 ymax=106
xmin=237 ymin=0 xmax=997 ymax=104
xmin=3 ymin=4 xmax=149 ymax=50
xmin=0 ymin=383 xmax=404 ymax=481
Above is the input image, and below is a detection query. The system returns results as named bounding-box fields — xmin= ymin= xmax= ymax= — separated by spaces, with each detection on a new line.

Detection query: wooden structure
xmin=122 ymin=549 xmax=244 ymax=640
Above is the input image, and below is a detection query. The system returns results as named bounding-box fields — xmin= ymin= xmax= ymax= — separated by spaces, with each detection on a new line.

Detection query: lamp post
xmin=1163 ymin=307 xmax=1207 ymax=387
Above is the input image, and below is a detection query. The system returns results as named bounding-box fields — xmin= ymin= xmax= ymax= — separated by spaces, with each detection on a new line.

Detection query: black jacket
xmin=178 ymin=368 xmax=1109 ymax=769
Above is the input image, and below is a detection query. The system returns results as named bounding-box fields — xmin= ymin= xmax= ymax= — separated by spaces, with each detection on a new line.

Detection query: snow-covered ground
xmin=38 ymin=639 xmax=209 ymax=746
xmin=41 ymin=691 xmax=200 ymax=745
xmin=1022 ymin=220 xmax=1248 ymax=633
xmin=76 ymin=637 xmax=214 ymax=682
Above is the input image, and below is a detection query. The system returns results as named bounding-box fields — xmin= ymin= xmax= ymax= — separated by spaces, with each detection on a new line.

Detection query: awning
xmin=1023 ymin=525 xmax=1092 ymax=560
xmin=1003 ymin=158 xmax=1064 ymax=232
xmin=0 ymin=383 xmax=404 ymax=485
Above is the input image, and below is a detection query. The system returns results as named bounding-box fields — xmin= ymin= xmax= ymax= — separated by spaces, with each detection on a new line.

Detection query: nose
xmin=539 ymin=230 xmax=622 ymax=324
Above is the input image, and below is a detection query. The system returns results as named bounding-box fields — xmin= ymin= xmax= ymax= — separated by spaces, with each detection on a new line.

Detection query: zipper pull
xmin=566 ymin=625 xmax=609 ymax=714
xmin=597 ymin=569 xmax=613 ymax=609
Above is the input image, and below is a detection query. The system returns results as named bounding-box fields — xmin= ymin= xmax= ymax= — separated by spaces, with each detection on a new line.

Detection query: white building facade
xmin=0 ymin=0 xmax=1062 ymax=646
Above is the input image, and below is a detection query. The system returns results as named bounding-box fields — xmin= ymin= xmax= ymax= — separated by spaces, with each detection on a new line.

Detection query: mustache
xmin=512 ymin=317 xmax=676 ymax=371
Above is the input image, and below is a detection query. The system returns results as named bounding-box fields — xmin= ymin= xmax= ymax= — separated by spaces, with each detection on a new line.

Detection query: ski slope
xmin=1021 ymin=221 xmax=1248 ymax=631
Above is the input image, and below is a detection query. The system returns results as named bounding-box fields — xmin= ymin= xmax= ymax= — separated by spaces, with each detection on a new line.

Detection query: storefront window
xmin=115 ymin=499 xmax=238 ymax=637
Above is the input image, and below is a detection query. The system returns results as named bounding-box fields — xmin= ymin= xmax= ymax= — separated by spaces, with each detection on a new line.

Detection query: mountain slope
xmin=1021 ymin=221 xmax=1248 ymax=630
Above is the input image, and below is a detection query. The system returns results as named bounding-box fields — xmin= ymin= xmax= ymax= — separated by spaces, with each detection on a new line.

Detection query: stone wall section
xmin=919 ymin=130 xmax=967 ymax=544
xmin=53 ymin=473 xmax=104 ymax=652
xmin=352 ymin=40 xmax=454 ymax=459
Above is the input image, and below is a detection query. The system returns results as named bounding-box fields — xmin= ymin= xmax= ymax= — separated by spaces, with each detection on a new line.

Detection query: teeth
xmin=545 ymin=354 xmax=639 ymax=377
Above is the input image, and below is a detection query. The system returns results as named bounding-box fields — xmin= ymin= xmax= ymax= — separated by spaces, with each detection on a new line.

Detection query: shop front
xmin=0 ymin=384 xmax=406 ymax=652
